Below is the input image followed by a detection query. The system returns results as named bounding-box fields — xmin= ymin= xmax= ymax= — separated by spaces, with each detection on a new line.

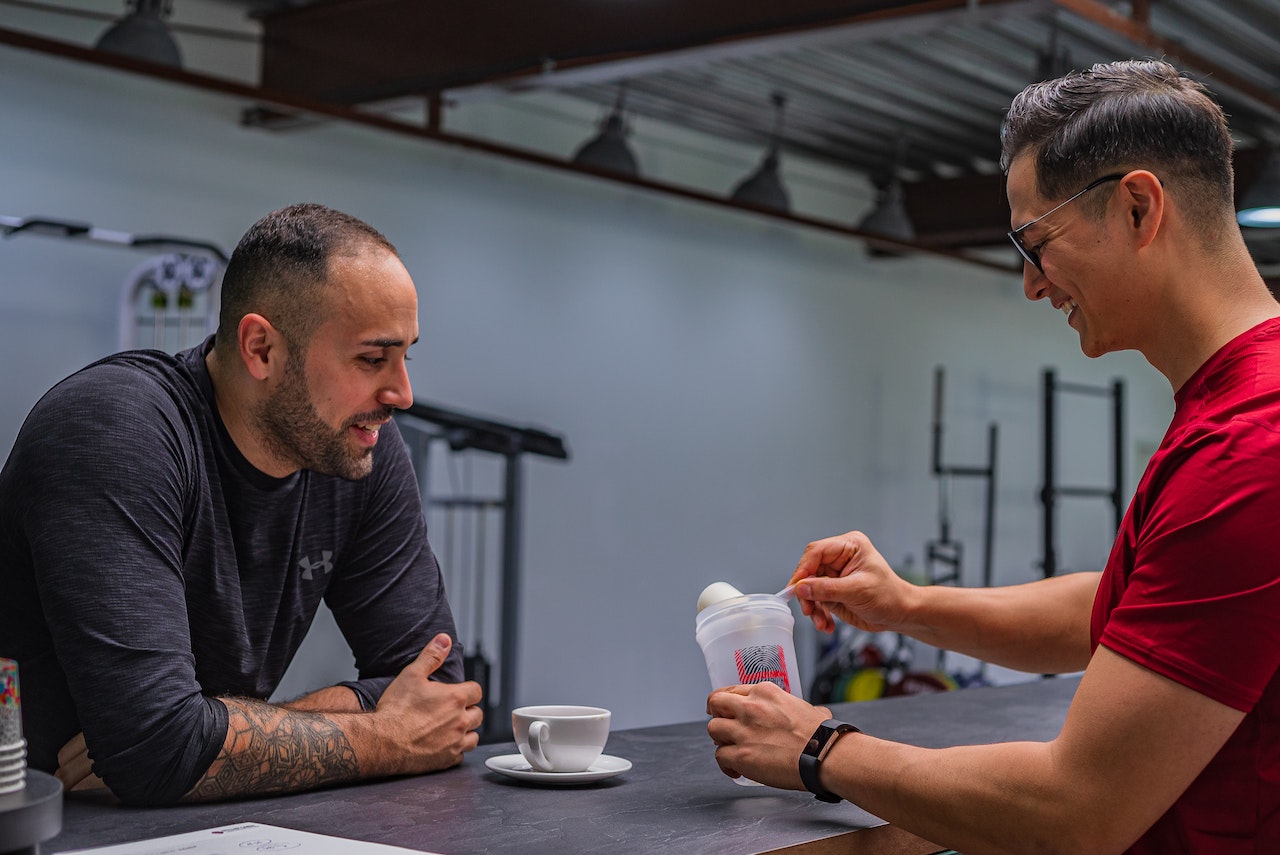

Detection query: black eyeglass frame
xmin=1007 ymin=172 xmax=1127 ymax=273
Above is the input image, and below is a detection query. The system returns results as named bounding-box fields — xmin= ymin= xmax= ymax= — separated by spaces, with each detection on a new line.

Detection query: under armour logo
xmin=299 ymin=551 xmax=333 ymax=580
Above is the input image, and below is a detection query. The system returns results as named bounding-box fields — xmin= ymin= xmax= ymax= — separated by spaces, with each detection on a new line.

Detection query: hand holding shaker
xmin=695 ymin=581 xmax=804 ymax=786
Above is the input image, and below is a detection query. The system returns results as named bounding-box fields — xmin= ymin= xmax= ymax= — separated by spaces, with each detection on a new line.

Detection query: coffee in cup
xmin=511 ymin=705 xmax=610 ymax=773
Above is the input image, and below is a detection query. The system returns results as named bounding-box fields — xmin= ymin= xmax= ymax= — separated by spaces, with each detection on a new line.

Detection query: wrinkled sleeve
xmin=19 ymin=365 xmax=226 ymax=804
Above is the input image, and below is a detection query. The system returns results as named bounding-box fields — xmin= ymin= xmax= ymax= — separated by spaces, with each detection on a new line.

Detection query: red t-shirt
xmin=1093 ymin=317 xmax=1280 ymax=852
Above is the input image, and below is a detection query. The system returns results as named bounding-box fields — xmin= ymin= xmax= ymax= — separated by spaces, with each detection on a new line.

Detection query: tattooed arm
xmin=181 ymin=634 xmax=483 ymax=802
xmin=182 ymin=699 xmax=362 ymax=801
xmin=57 ymin=634 xmax=482 ymax=802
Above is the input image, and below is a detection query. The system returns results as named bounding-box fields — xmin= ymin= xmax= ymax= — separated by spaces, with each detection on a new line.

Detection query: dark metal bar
xmin=1041 ymin=368 xmax=1057 ymax=577
xmin=1056 ymin=486 xmax=1117 ymax=498
xmin=944 ymin=465 xmax=994 ymax=478
xmin=497 ymin=452 xmax=523 ymax=742
xmin=931 ymin=366 xmax=944 ymax=475
xmin=1112 ymin=378 xmax=1126 ymax=532
xmin=1055 ymin=380 xmax=1114 ymax=397
xmin=403 ymin=400 xmax=568 ymax=460
xmin=428 ymin=497 xmax=506 ymax=510
xmin=982 ymin=422 xmax=997 ymax=589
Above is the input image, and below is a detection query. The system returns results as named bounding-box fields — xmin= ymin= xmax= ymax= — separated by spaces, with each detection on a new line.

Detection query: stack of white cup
xmin=0 ymin=658 xmax=26 ymax=796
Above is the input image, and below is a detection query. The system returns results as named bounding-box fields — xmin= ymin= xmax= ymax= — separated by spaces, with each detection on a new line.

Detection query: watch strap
xmin=799 ymin=719 xmax=858 ymax=802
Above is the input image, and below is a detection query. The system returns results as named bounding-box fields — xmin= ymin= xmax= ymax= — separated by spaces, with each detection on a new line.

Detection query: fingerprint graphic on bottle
xmin=734 ymin=644 xmax=789 ymax=692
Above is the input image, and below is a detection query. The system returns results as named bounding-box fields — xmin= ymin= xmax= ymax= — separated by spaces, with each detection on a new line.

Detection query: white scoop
xmin=696 ymin=581 xmax=744 ymax=612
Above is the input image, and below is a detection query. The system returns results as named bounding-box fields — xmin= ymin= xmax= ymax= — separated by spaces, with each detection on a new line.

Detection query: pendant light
xmin=858 ymin=138 xmax=916 ymax=253
xmin=859 ymin=178 xmax=915 ymax=241
xmin=95 ymin=0 xmax=182 ymax=68
xmin=730 ymin=92 xmax=791 ymax=214
xmin=572 ymin=86 xmax=640 ymax=177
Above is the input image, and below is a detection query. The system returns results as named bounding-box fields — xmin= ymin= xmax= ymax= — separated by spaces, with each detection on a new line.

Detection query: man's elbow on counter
xmin=100 ymin=763 xmax=209 ymax=807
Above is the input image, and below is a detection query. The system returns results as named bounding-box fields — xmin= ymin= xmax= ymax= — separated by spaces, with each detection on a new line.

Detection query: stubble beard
xmin=253 ymin=354 xmax=381 ymax=481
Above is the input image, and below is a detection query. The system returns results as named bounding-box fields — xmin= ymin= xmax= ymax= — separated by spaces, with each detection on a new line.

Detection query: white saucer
xmin=484 ymin=753 xmax=631 ymax=784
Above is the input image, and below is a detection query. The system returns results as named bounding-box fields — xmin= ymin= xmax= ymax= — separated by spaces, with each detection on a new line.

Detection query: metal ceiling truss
xmin=7 ymin=0 xmax=1280 ymax=272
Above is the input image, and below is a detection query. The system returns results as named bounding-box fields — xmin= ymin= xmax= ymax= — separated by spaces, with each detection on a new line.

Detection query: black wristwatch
xmin=799 ymin=718 xmax=859 ymax=802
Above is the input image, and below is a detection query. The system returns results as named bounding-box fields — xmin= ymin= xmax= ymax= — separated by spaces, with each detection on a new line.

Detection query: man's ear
xmin=1121 ymin=169 xmax=1165 ymax=250
xmin=238 ymin=313 xmax=284 ymax=381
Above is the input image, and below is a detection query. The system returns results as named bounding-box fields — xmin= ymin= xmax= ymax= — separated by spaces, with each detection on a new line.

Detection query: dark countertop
xmin=44 ymin=676 xmax=1080 ymax=855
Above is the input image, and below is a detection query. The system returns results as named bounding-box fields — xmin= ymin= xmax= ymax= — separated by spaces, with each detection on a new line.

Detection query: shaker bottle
xmin=696 ymin=593 xmax=803 ymax=698
xmin=696 ymin=590 xmax=804 ymax=786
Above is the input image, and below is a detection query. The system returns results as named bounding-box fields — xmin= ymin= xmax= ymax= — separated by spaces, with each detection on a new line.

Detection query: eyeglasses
xmin=1007 ymin=173 xmax=1126 ymax=273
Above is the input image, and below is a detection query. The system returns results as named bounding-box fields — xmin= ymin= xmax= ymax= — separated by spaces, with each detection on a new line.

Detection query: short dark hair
xmin=1000 ymin=59 xmax=1235 ymax=227
xmin=215 ymin=204 xmax=398 ymax=354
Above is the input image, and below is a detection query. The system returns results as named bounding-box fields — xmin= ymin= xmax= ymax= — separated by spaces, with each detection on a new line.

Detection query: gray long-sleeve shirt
xmin=0 ymin=339 xmax=461 ymax=804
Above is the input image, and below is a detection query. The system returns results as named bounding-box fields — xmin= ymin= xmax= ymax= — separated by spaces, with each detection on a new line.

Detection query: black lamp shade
xmin=572 ymin=113 xmax=639 ymax=177
xmin=858 ymin=179 xmax=915 ymax=241
xmin=95 ymin=1 xmax=182 ymax=68
xmin=730 ymin=151 xmax=791 ymax=213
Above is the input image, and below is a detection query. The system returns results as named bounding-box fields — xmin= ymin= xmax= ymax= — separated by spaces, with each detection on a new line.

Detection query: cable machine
xmin=3 ymin=214 xmax=229 ymax=355
xmin=395 ymin=402 xmax=569 ymax=743
xmin=1039 ymin=368 xmax=1125 ymax=577
xmin=117 ymin=252 xmax=221 ymax=353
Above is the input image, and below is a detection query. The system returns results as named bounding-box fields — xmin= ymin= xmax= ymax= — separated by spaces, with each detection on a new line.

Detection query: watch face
xmin=805 ymin=722 xmax=838 ymax=757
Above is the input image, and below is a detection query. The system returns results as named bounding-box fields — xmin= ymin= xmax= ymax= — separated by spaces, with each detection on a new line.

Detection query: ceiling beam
xmin=258 ymin=0 xmax=1035 ymax=104
xmin=444 ymin=0 xmax=1051 ymax=103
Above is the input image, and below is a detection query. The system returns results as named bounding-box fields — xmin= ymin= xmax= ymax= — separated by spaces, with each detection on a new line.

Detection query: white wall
xmin=0 ymin=38 xmax=1175 ymax=730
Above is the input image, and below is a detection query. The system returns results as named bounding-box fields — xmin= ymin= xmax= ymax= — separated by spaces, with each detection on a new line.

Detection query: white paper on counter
xmin=58 ymin=821 xmax=443 ymax=854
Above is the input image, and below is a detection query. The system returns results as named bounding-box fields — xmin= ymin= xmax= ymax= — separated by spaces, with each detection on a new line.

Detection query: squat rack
xmin=927 ymin=366 xmax=998 ymax=590
xmin=1039 ymin=368 xmax=1125 ymax=577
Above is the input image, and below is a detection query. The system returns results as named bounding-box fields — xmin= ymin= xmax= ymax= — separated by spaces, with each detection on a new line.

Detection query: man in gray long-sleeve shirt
xmin=0 ymin=203 xmax=483 ymax=805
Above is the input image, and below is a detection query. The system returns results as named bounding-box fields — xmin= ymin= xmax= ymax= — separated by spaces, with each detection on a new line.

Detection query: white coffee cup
xmin=512 ymin=705 xmax=610 ymax=773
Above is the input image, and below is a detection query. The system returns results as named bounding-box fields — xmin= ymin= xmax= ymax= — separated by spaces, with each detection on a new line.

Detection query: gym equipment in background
xmin=396 ymin=401 xmax=568 ymax=743
xmin=1039 ymin=369 xmax=1125 ymax=577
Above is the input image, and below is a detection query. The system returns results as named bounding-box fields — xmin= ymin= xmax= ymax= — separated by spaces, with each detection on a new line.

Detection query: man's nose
xmin=379 ymin=359 xmax=413 ymax=409
xmin=1023 ymin=262 xmax=1048 ymax=301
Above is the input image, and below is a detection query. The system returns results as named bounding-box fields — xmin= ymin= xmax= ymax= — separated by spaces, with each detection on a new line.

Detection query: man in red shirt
xmin=707 ymin=59 xmax=1280 ymax=853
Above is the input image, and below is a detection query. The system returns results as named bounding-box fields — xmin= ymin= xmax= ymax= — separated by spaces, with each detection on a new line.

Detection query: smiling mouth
xmin=1060 ymin=298 xmax=1078 ymax=318
xmin=350 ymin=416 xmax=392 ymax=441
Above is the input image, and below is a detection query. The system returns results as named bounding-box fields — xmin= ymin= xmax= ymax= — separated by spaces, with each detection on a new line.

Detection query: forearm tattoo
xmin=184 ymin=699 xmax=360 ymax=801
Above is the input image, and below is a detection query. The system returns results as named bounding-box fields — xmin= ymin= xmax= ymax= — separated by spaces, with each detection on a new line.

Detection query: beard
xmin=253 ymin=353 xmax=389 ymax=480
